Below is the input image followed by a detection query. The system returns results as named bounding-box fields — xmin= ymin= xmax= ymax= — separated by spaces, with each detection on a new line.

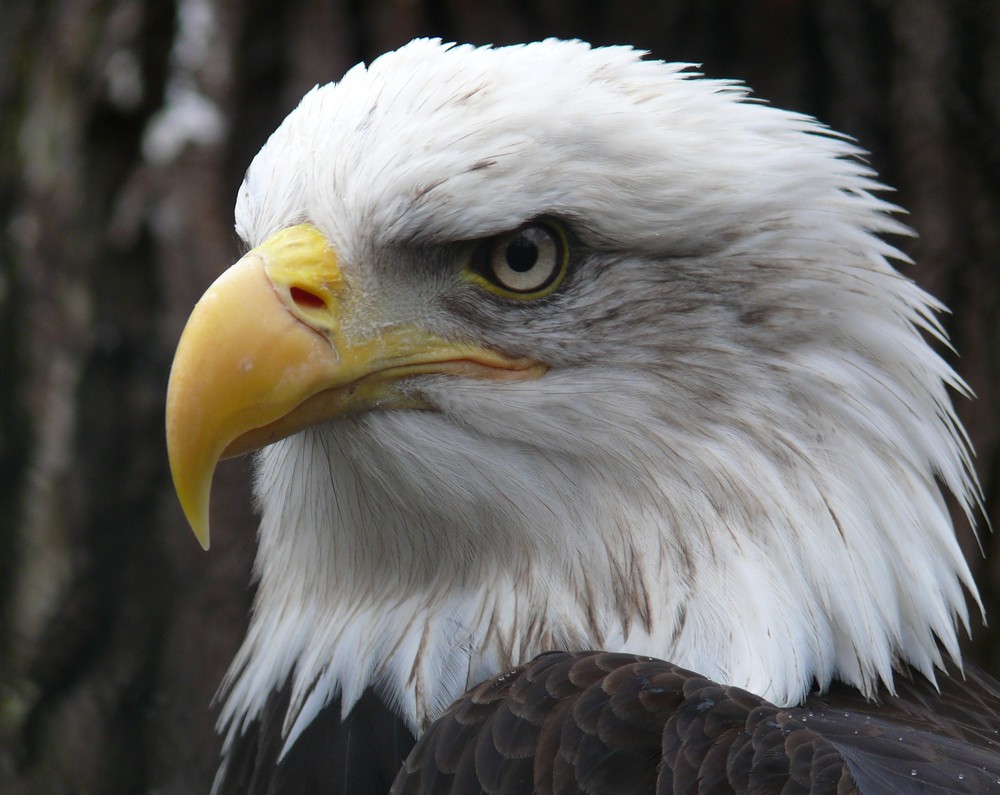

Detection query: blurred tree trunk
xmin=0 ymin=0 xmax=996 ymax=792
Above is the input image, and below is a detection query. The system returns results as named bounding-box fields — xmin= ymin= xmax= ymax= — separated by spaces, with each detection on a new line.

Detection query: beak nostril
xmin=290 ymin=286 xmax=326 ymax=310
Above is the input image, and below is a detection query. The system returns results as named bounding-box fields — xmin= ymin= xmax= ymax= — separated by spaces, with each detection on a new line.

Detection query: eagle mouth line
xmin=220 ymin=356 xmax=547 ymax=459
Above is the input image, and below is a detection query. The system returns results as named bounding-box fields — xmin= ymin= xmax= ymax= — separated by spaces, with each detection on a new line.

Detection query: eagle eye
xmin=468 ymin=221 xmax=569 ymax=298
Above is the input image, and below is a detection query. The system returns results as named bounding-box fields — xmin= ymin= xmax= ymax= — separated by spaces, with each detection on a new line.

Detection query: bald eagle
xmin=166 ymin=39 xmax=1000 ymax=793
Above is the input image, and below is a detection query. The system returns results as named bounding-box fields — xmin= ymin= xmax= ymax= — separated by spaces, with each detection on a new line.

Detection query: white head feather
xmin=217 ymin=39 xmax=981 ymax=757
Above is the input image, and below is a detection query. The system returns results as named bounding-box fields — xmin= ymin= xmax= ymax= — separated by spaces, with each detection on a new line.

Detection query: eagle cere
xmin=165 ymin=39 xmax=996 ymax=793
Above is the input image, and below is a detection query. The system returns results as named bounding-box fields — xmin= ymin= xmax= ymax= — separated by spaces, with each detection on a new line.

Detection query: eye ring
xmin=468 ymin=220 xmax=570 ymax=298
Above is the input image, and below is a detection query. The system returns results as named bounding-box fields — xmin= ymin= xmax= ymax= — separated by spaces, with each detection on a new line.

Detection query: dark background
xmin=1 ymin=1 xmax=997 ymax=792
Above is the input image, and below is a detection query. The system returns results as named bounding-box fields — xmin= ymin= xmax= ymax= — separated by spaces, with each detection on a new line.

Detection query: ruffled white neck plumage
xmin=213 ymin=38 xmax=981 ymax=759
xmin=221 ymin=354 xmax=978 ymax=755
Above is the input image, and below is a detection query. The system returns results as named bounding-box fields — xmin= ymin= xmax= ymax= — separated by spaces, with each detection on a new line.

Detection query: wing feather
xmin=215 ymin=684 xmax=415 ymax=794
xmin=392 ymin=651 xmax=1000 ymax=794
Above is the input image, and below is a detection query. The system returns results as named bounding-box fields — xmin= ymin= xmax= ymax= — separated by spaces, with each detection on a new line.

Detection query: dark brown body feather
xmin=391 ymin=651 xmax=1000 ymax=795
xmin=213 ymin=650 xmax=1000 ymax=794
xmin=215 ymin=685 xmax=415 ymax=794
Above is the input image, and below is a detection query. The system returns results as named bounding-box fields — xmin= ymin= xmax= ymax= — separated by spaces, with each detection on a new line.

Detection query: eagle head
xmin=165 ymin=39 xmax=980 ymax=756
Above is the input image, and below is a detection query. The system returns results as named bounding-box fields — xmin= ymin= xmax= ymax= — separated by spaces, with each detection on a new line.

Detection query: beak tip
xmin=167 ymin=455 xmax=214 ymax=551
xmin=189 ymin=515 xmax=211 ymax=550
xmin=183 ymin=502 xmax=212 ymax=551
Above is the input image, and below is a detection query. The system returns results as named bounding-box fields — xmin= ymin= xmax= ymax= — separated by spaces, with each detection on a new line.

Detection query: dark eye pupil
xmin=506 ymin=237 xmax=538 ymax=272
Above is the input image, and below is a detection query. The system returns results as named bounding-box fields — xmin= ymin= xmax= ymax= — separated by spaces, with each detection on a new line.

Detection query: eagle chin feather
xmin=183 ymin=38 xmax=986 ymax=791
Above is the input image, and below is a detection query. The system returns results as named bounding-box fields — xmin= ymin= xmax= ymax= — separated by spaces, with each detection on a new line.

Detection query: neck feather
xmin=219 ymin=351 xmax=979 ymax=753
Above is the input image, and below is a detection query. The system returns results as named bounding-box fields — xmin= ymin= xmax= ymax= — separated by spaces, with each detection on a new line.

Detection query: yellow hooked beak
xmin=166 ymin=224 xmax=545 ymax=548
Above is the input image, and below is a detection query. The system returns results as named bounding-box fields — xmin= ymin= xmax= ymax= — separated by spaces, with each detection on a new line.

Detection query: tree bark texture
xmin=0 ymin=1 xmax=997 ymax=792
